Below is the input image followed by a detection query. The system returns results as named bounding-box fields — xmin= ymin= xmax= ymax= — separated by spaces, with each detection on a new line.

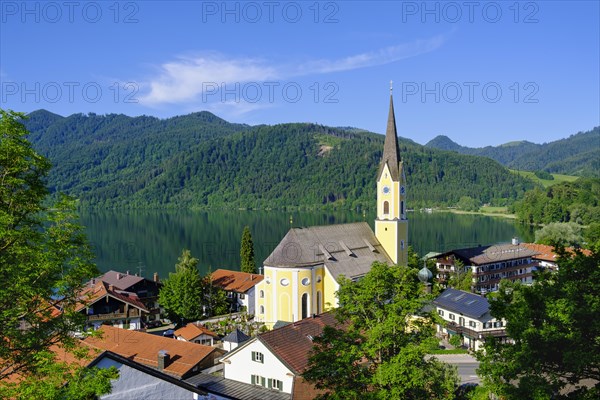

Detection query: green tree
xmin=158 ymin=249 xmax=204 ymax=323
xmin=457 ymin=196 xmax=479 ymax=212
xmin=203 ymin=269 xmax=230 ymax=316
xmin=0 ymin=110 xmax=116 ymax=396
xmin=447 ymin=259 xmax=472 ymax=292
xmin=240 ymin=226 xmax=257 ymax=273
xmin=476 ymin=245 xmax=600 ymax=399
xmin=303 ymin=262 xmax=459 ymax=399
xmin=534 ymin=222 xmax=583 ymax=247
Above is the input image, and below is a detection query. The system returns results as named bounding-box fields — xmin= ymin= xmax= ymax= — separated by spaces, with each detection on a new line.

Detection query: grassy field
xmin=510 ymin=170 xmax=579 ymax=188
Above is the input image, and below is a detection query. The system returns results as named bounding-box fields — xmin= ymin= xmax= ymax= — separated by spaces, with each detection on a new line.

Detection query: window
xmin=259 ymin=305 xmax=264 ymax=314
xmin=259 ymin=290 xmax=264 ymax=298
xmin=449 ymin=313 xmax=455 ymax=321
xmin=280 ymin=278 xmax=289 ymax=286
xmin=251 ymin=351 xmax=264 ymax=363
xmin=316 ymin=291 xmax=322 ymax=314
xmin=301 ymin=293 xmax=309 ymax=319
xmin=316 ymin=275 xmax=322 ymax=283
xmin=239 ymin=293 xmax=245 ymax=299
xmin=459 ymin=317 xmax=465 ymax=327
xmin=251 ymin=375 xmax=266 ymax=387
xmin=469 ymin=321 xmax=477 ymax=328
xmin=383 ymin=201 xmax=389 ymax=215
xmin=268 ymin=378 xmax=283 ymax=391
xmin=301 ymin=277 xmax=310 ymax=286
xmin=401 ymin=201 xmax=404 ymax=215
xmin=494 ymin=321 xmax=503 ymax=328
xmin=438 ymin=310 xmax=444 ymax=317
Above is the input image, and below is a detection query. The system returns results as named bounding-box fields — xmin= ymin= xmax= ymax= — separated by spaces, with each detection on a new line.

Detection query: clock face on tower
xmin=382 ymin=186 xmax=390 ymax=194
xmin=400 ymin=186 xmax=406 ymax=195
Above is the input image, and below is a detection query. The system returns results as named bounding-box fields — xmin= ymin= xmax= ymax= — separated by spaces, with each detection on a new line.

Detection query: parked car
xmin=162 ymin=329 xmax=175 ymax=338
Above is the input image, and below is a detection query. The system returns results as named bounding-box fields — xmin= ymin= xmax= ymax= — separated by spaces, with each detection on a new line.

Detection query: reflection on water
xmin=80 ymin=210 xmax=534 ymax=278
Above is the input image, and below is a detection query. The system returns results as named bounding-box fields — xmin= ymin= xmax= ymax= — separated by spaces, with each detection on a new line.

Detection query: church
xmin=254 ymin=91 xmax=408 ymax=327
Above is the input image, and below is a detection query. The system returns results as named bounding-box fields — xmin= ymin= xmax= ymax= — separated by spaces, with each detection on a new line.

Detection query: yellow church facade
xmin=255 ymin=92 xmax=408 ymax=328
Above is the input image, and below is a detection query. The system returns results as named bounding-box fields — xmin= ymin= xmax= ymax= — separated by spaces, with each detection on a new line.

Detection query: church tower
xmin=375 ymin=85 xmax=408 ymax=265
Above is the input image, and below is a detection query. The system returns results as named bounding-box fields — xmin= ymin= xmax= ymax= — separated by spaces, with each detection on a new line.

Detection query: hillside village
xmin=2 ymin=93 xmax=595 ymax=400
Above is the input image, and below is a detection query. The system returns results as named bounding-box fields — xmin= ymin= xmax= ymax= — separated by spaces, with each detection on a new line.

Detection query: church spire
xmin=378 ymin=90 xmax=401 ymax=181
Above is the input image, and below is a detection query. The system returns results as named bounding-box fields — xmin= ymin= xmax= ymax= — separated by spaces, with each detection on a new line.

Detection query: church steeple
xmin=375 ymin=85 xmax=408 ymax=266
xmin=378 ymin=91 xmax=401 ymax=181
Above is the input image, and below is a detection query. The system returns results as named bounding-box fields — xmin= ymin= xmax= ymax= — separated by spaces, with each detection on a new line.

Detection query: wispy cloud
xmin=137 ymin=34 xmax=447 ymax=114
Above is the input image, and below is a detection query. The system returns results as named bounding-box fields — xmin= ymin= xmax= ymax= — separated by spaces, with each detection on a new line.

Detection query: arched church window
xmin=383 ymin=201 xmax=389 ymax=215
xmin=302 ymin=293 xmax=309 ymax=319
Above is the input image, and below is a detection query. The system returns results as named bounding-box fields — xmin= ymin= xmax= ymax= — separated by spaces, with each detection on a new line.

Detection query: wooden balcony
xmin=445 ymin=321 xmax=507 ymax=339
xmin=87 ymin=308 xmax=141 ymax=321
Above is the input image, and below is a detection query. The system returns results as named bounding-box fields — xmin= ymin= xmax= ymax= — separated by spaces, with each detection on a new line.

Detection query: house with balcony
xmin=76 ymin=280 xmax=149 ymax=330
xmin=95 ymin=270 xmax=162 ymax=321
xmin=434 ymin=241 xmax=540 ymax=294
xmin=211 ymin=269 xmax=263 ymax=314
xmin=433 ymin=288 xmax=510 ymax=351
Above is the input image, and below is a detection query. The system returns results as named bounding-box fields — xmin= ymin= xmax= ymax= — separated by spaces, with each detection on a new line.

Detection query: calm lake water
xmin=80 ymin=210 xmax=534 ymax=279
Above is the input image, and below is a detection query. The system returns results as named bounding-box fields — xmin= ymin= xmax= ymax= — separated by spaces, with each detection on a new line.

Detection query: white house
xmin=211 ymin=269 xmax=263 ymax=314
xmin=175 ymin=323 xmax=219 ymax=346
xmin=220 ymin=313 xmax=337 ymax=396
xmin=433 ymin=288 xmax=510 ymax=352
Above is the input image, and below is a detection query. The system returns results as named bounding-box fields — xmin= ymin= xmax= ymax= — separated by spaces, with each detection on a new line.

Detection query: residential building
xmin=255 ymin=92 xmax=407 ymax=327
xmin=95 ymin=270 xmax=162 ymax=320
xmin=433 ymin=288 xmax=509 ymax=352
xmin=520 ymin=242 xmax=591 ymax=271
xmin=89 ymin=351 xmax=291 ymax=400
xmin=76 ymin=280 xmax=149 ymax=330
xmin=220 ymin=312 xmax=338 ymax=395
xmin=434 ymin=242 xmax=540 ymax=294
xmin=175 ymin=322 xmax=219 ymax=346
xmin=83 ymin=325 xmax=225 ymax=379
xmin=211 ymin=269 xmax=264 ymax=314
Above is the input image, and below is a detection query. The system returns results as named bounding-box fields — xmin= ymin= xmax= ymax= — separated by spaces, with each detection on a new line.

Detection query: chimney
xmin=250 ymin=274 xmax=253 ymax=280
xmin=158 ymin=350 xmax=169 ymax=371
xmin=117 ymin=273 xmax=123 ymax=280
xmin=512 ymin=237 xmax=519 ymax=245
xmin=108 ymin=284 xmax=114 ymax=292
xmin=153 ymin=272 xmax=159 ymax=283
xmin=126 ymin=270 xmax=130 ymax=275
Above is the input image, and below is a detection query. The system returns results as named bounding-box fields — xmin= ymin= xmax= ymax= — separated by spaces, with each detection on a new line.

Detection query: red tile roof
xmin=211 ymin=269 xmax=263 ymax=293
xmin=175 ymin=323 xmax=218 ymax=341
xmin=75 ymin=281 xmax=148 ymax=313
xmin=83 ymin=325 xmax=219 ymax=378
xmin=521 ymin=243 xmax=591 ymax=262
xmin=258 ymin=312 xmax=339 ymax=374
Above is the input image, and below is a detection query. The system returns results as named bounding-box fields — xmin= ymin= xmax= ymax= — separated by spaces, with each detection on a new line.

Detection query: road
xmin=429 ymin=354 xmax=480 ymax=385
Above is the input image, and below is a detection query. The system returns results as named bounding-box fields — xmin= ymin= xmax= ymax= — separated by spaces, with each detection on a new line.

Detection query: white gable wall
xmin=222 ymin=339 xmax=294 ymax=394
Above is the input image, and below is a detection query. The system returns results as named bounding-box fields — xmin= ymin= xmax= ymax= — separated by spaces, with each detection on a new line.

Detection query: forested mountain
xmin=425 ymin=127 xmax=600 ymax=177
xmin=513 ymin=178 xmax=600 ymax=225
xmin=24 ymin=110 xmax=534 ymax=210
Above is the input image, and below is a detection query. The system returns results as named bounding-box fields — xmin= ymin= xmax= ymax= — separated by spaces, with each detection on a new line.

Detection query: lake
xmin=80 ymin=210 xmax=534 ymax=279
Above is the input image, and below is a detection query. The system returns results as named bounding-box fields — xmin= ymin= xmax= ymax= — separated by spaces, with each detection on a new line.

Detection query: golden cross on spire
xmin=390 ymin=80 xmax=393 ymax=94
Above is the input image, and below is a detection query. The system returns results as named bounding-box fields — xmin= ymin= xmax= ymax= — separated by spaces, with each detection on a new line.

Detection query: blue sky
xmin=1 ymin=1 xmax=598 ymax=147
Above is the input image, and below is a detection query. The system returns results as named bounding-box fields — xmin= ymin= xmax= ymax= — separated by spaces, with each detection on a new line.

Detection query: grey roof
xmin=272 ymin=320 xmax=291 ymax=330
xmin=437 ymin=244 xmax=539 ymax=266
xmin=263 ymin=222 xmax=392 ymax=280
xmin=222 ymin=329 xmax=250 ymax=344
xmin=378 ymin=94 xmax=402 ymax=181
xmin=185 ymin=373 xmax=291 ymax=400
xmin=433 ymin=288 xmax=490 ymax=319
xmin=98 ymin=270 xmax=146 ymax=291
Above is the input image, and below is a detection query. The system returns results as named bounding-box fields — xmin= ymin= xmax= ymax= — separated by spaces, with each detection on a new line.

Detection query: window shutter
xmin=251 ymin=375 xmax=255 ymax=385
xmin=261 ymin=377 xmax=266 ymax=387
xmin=268 ymin=379 xmax=272 ymax=389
